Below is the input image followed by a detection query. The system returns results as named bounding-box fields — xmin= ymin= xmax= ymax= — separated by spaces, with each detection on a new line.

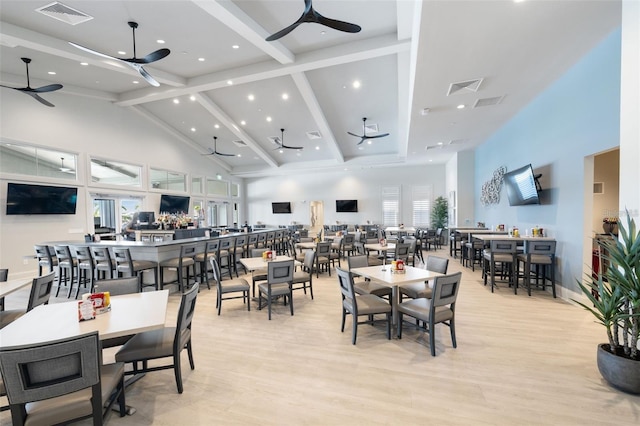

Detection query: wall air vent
xmin=474 ymin=96 xmax=504 ymax=108
xmin=306 ymin=131 xmax=322 ymax=140
xmin=447 ymin=78 xmax=483 ymax=96
xmin=36 ymin=2 xmax=93 ymax=25
xmin=232 ymin=140 xmax=247 ymax=147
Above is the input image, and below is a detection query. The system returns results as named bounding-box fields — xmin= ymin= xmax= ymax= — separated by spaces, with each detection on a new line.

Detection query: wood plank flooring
xmin=2 ymin=247 xmax=638 ymax=425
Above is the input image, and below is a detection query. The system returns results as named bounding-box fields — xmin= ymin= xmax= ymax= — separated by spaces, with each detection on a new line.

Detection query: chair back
xmin=299 ymin=229 xmax=309 ymax=238
xmin=490 ymin=239 xmax=518 ymax=254
xmin=267 ymin=260 xmax=294 ymax=285
xmin=210 ymin=257 xmax=222 ymax=285
xmin=234 ymin=234 xmax=247 ymax=253
xmin=219 ymin=237 xmax=235 ymax=252
xmin=257 ymin=232 xmax=267 ymax=246
xmin=0 ymin=331 xmax=101 ymax=406
xmin=524 ymin=240 xmax=556 ymax=256
xmin=74 ymin=246 xmax=94 ymax=269
xmin=34 ymin=245 xmax=56 ymax=274
xmin=112 ymin=247 xmax=134 ymax=273
xmin=174 ymin=284 xmax=199 ymax=355
xmin=53 ymin=245 xmax=73 ymax=264
xmin=316 ymin=241 xmax=331 ymax=257
xmin=431 ymin=272 xmax=462 ymax=309
xmin=347 ymin=254 xmax=369 ymax=270
xmin=251 ymin=248 xmax=268 ymax=258
xmin=93 ymin=277 xmax=139 ymax=296
xmin=426 ymin=255 xmax=449 ymax=274
xmin=248 ymin=234 xmax=259 ymax=247
xmin=344 ymin=234 xmax=355 ymax=244
xmin=204 ymin=239 xmax=220 ymax=259
xmin=27 ymin=271 xmax=55 ymax=311
xmin=394 ymin=243 xmax=411 ymax=261
xmin=354 ymin=242 xmax=366 ymax=256
xmin=91 ymin=246 xmax=113 ymax=265
xmin=302 ymin=249 xmax=315 ymax=272
xmin=0 ymin=269 xmax=7 ymax=282
xmin=336 ymin=267 xmax=356 ymax=312
xmin=180 ymin=243 xmax=198 ymax=260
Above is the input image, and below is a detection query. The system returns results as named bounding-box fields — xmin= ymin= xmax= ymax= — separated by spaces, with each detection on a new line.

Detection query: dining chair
xmin=258 ymin=259 xmax=294 ymax=320
xmin=397 ymin=272 xmax=462 ymax=356
xmin=517 ymin=240 xmax=557 ymax=297
xmin=482 ymin=240 xmax=518 ymax=293
xmin=115 ymin=283 xmax=198 ymax=394
xmin=210 ymin=257 xmax=250 ymax=315
xmin=112 ymin=247 xmax=159 ymax=292
xmin=346 ymin=255 xmax=392 ymax=301
xmin=0 ymin=331 xmax=126 ymax=425
xmin=315 ymin=241 xmax=333 ymax=277
xmin=291 ymin=249 xmax=315 ymax=299
xmin=250 ymin=248 xmax=269 ymax=297
xmin=336 ymin=267 xmax=391 ymax=345
xmin=399 ymin=255 xmax=449 ymax=301
xmin=0 ymin=272 xmax=55 ymax=330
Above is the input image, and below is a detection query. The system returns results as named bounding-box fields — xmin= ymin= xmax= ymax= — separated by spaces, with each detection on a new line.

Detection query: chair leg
xmin=341 ymin=309 xmax=346 ymax=332
xmin=351 ymin=315 xmax=358 ymax=344
xmin=288 ymin=290 xmax=294 ymax=316
xmin=173 ymin=352 xmax=183 ymax=394
xmin=186 ymin=341 xmax=195 ymax=370
xmin=450 ymin=317 xmax=457 ymax=348
xmin=429 ymin=319 xmax=436 ymax=356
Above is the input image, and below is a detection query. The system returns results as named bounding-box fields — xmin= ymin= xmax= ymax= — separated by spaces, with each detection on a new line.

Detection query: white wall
xmin=0 ymin=89 xmax=240 ymax=277
xmin=245 ymin=165 xmax=446 ymax=228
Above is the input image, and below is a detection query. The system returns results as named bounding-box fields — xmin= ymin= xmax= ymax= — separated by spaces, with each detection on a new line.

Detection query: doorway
xmin=309 ymin=201 xmax=324 ymax=235
xmin=92 ymin=195 xmax=142 ymax=239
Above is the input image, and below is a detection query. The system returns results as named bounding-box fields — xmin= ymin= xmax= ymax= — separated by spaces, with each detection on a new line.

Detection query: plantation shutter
xmin=381 ymin=186 xmax=400 ymax=226
xmin=412 ymin=185 xmax=433 ymax=227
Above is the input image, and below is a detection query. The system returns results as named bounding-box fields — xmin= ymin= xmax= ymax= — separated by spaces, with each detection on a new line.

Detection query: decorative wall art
xmin=481 ymin=166 xmax=507 ymax=206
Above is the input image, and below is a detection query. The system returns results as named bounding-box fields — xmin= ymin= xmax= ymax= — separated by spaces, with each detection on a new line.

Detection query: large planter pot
xmin=597 ymin=344 xmax=640 ymax=394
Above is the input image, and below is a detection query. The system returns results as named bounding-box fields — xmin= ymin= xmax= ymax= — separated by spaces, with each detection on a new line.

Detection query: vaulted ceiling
xmin=0 ymin=0 xmax=621 ymax=177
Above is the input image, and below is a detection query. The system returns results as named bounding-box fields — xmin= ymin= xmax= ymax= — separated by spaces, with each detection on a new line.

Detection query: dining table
xmin=239 ymin=255 xmax=300 ymax=272
xmin=350 ymin=265 xmax=443 ymax=328
xmin=0 ymin=277 xmax=34 ymax=299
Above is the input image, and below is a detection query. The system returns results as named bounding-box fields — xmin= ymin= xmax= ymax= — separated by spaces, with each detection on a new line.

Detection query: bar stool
xmin=34 ymin=245 xmax=57 ymax=276
xmin=112 ymin=247 xmax=158 ymax=292
xmin=194 ymin=240 xmax=219 ymax=290
xmin=482 ymin=240 xmax=518 ymax=293
xmin=92 ymin=246 xmax=116 ymax=280
xmin=517 ymin=240 xmax=557 ymax=298
xmin=53 ymin=245 xmax=77 ymax=298
xmin=257 ymin=232 xmax=267 ymax=248
xmin=218 ymin=237 xmax=236 ymax=279
xmin=160 ymin=243 xmax=197 ymax=293
xmin=73 ymin=246 xmax=95 ymax=298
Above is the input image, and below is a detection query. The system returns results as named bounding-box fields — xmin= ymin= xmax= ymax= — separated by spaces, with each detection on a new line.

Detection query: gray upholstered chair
xmin=397 ymin=271 xmax=462 ymax=356
xmin=160 ymin=243 xmax=197 ymax=293
xmin=33 ymin=245 xmax=57 ymax=276
xmin=210 ymin=257 xmax=250 ymax=315
xmin=194 ymin=239 xmax=220 ymax=290
xmin=258 ymin=259 xmax=294 ymax=320
xmin=336 ymin=267 xmax=391 ymax=345
xmin=112 ymin=247 xmax=158 ymax=291
xmin=315 ymin=242 xmax=332 ymax=277
xmin=73 ymin=245 xmax=95 ymax=298
xmin=482 ymin=240 xmax=518 ymax=293
xmin=115 ymin=283 xmax=198 ymax=394
xmin=91 ymin=246 xmax=116 ymax=280
xmin=399 ymin=255 xmax=449 ymax=301
xmin=250 ymin=248 xmax=269 ymax=297
xmin=53 ymin=245 xmax=76 ymax=298
xmin=291 ymin=249 xmax=315 ymax=299
xmin=517 ymin=240 xmax=557 ymax=297
xmin=346 ymin=255 xmax=392 ymax=300
xmin=92 ymin=277 xmax=139 ymax=349
xmin=0 ymin=331 xmax=126 ymax=425
xmin=0 ymin=272 xmax=55 ymax=330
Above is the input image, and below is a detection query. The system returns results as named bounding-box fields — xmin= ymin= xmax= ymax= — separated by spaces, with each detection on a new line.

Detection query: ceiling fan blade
xmin=283 ymin=145 xmax=304 ymax=150
xmin=316 ymin=14 xmax=362 ymax=33
xmin=215 ymin=151 xmax=235 ymax=157
xmin=134 ymin=64 xmax=160 ymax=87
xmin=347 ymin=131 xmax=363 ymax=138
xmin=32 ymin=84 xmax=63 ymax=93
xmin=136 ymin=48 xmax=171 ymax=64
xmin=365 ymin=133 xmax=390 ymax=139
xmin=200 ymin=153 xmax=215 ymax=156
xmin=69 ymin=41 xmax=119 ymax=61
xmin=28 ymin=92 xmax=55 ymax=107
xmin=266 ymin=21 xmax=303 ymax=41
xmin=357 ymin=138 xmax=367 ymax=146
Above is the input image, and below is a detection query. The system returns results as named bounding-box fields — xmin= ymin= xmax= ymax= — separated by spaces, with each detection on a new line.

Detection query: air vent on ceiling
xmin=36 ymin=2 xmax=93 ymax=25
xmin=306 ymin=131 xmax=322 ymax=140
xmin=448 ymin=139 xmax=467 ymax=145
xmin=447 ymin=78 xmax=483 ymax=96
xmin=267 ymin=136 xmax=281 ymax=145
xmin=474 ymin=96 xmax=504 ymax=108
xmin=232 ymin=140 xmax=247 ymax=147
xmin=364 ymin=123 xmax=379 ymax=134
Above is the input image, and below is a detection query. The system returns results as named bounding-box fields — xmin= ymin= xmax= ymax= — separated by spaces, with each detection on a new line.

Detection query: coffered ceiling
xmin=0 ymin=1 xmax=621 ymax=177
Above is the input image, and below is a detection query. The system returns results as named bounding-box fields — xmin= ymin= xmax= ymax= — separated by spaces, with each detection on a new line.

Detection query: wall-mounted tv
xmin=160 ymin=194 xmax=190 ymax=213
xmin=336 ymin=199 xmax=358 ymax=212
xmin=6 ymin=183 xmax=78 ymax=215
xmin=272 ymin=202 xmax=292 ymax=214
xmin=503 ymin=164 xmax=541 ymax=206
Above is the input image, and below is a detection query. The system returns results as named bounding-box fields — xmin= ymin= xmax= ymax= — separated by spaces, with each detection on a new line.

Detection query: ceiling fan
xmin=272 ymin=129 xmax=303 ymax=150
xmin=69 ymin=21 xmax=170 ymax=87
xmin=348 ymin=117 xmax=390 ymax=145
xmin=266 ymin=0 xmax=361 ymax=42
xmin=202 ymin=136 xmax=235 ymax=157
xmin=59 ymin=157 xmax=75 ymax=174
xmin=0 ymin=58 xmax=63 ymax=107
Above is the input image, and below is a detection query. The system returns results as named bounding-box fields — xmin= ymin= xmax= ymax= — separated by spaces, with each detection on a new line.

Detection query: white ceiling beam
xmin=0 ymin=21 xmax=186 ymax=88
xmin=290 ymin=72 xmax=344 ymax=163
xmin=193 ymin=93 xmax=279 ymax=169
xmin=116 ymin=34 xmax=410 ymax=106
xmin=191 ymin=0 xmax=295 ymax=65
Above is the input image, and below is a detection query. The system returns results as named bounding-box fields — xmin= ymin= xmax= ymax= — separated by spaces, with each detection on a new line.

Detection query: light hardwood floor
xmin=2 ymin=247 xmax=639 ymax=425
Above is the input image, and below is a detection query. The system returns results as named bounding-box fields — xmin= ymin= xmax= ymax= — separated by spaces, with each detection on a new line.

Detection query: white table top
xmin=0 ymin=277 xmax=33 ymax=299
xmin=0 ymin=290 xmax=169 ymax=347
xmin=385 ymin=227 xmax=416 ymax=233
xmin=473 ymin=234 xmax=555 ymax=242
xmin=239 ymin=256 xmax=297 ymax=272
xmin=296 ymin=242 xmax=318 ymax=250
xmin=350 ymin=265 xmax=443 ymax=285
xmin=364 ymin=243 xmax=396 ymax=252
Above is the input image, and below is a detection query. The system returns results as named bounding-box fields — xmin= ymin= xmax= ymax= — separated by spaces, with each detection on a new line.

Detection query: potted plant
xmin=574 ymin=212 xmax=640 ymax=394
xmin=431 ymin=196 xmax=448 ymax=229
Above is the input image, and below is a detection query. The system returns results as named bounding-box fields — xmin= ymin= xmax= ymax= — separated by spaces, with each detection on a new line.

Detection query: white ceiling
xmin=0 ymin=0 xmax=621 ymax=177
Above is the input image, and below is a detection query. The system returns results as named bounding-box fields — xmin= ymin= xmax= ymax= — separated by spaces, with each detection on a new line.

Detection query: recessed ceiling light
xmin=266 ymin=116 xmax=272 ymax=122
xmin=429 ymin=159 xmax=433 ymax=162
xmin=279 ymin=149 xmax=284 ymax=154
xmin=315 ymin=146 xmax=320 ymax=150
xmin=320 ymin=31 xmax=326 ymax=35
xmin=352 ymin=80 xmax=361 ymax=89
xmin=157 ymin=39 xmax=165 ymax=44
xmin=248 ymin=94 xmax=255 ymax=101
xmin=457 ymin=104 xmax=465 ymax=109
xmin=358 ymin=146 xmax=364 ymax=151
xmin=132 ymin=80 xmax=139 ymax=84
xmin=189 ymin=95 xmax=196 ymax=101
xmin=240 ymin=120 xmax=246 ymax=125
xmin=118 ymin=51 xmax=126 ymax=55
xmin=282 ymin=93 xmax=289 ymax=100
xmin=367 ymin=140 xmax=372 ymax=145
xmin=198 ymin=57 xmax=205 ymax=62
xmin=237 ymin=154 xmax=242 ymax=157
xmin=80 ymin=62 xmax=88 ymax=66
xmin=191 ymin=127 xmax=196 ymax=132
xmin=214 ymin=124 xmax=220 ymax=129
xmin=232 ymin=44 xmax=239 ymax=49
xmin=437 ymin=141 xmax=444 ymax=145
xmin=48 ymin=71 xmax=56 ymax=75
xmin=173 ymin=99 xmax=180 ymax=104
xmin=227 ymin=80 xmax=233 ymax=85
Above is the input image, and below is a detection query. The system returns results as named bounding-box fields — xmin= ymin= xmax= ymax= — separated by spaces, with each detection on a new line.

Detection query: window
xmin=150 ymin=168 xmax=186 ymax=192
xmin=381 ymin=186 xmax=400 ymax=226
xmin=1 ymin=143 xmax=77 ymax=181
xmin=412 ymin=185 xmax=433 ymax=227
xmin=90 ymin=158 xmax=141 ymax=187
xmin=207 ymin=178 xmax=228 ymax=196
xmin=230 ymin=182 xmax=240 ymax=197
xmin=192 ymin=176 xmax=203 ymax=195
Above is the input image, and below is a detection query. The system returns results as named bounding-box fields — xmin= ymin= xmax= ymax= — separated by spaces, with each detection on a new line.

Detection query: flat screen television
xmin=336 ymin=199 xmax=358 ymax=212
xmin=6 ymin=183 xmax=78 ymax=215
xmin=160 ymin=195 xmax=190 ymax=214
xmin=272 ymin=202 xmax=292 ymax=214
xmin=503 ymin=164 xmax=541 ymax=206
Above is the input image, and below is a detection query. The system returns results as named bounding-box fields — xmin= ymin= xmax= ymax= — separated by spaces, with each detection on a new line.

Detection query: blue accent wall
xmin=474 ymin=28 xmax=621 ymax=293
